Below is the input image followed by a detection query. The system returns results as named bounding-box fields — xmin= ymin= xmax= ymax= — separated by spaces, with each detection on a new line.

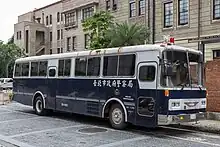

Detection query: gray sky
xmin=0 ymin=0 xmax=57 ymax=43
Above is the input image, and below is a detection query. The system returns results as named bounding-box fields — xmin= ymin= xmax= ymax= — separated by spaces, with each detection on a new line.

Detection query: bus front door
xmin=135 ymin=62 xmax=158 ymax=128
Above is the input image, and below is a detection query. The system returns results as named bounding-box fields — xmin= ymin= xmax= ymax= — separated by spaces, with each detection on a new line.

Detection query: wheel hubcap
xmin=36 ymin=100 xmax=42 ymax=113
xmin=112 ymin=108 xmax=123 ymax=124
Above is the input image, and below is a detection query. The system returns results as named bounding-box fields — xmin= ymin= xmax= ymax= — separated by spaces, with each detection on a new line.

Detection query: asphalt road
xmin=0 ymin=102 xmax=220 ymax=147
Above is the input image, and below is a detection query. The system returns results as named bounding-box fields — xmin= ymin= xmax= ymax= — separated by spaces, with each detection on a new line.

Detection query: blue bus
xmin=12 ymin=43 xmax=206 ymax=129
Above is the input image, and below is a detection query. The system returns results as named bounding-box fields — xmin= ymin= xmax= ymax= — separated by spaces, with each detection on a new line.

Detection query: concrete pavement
xmin=0 ymin=102 xmax=220 ymax=147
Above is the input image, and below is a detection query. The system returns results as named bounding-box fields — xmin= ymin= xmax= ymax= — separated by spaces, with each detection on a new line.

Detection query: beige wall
xmin=14 ymin=0 xmax=220 ymax=62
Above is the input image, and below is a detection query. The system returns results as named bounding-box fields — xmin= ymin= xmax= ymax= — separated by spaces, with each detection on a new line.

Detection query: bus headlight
xmin=171 ymin=102 xmax=180 ymax=107
xmin=169 ymin=100 xmax=181 ymax=111
xmin=201 ymin=100 xmax=206 ymax=105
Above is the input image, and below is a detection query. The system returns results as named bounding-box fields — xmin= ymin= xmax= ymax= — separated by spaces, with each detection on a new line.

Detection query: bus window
xmin=49 ymin=68 xmax=56 ymax=77
xmin=22 ymin=63 xmax=29 ymax=77
xmin=64 ymin=59 xmax=71 ymax=76
xmin=139 ymin=66 xmax=155 ymax=81
xmin=118 ymin=54 xmax=136 ymax=76
xmin=58 ymin=60 xmax=64 ymax=76
xmin=15 ymin=63 xmax=22 ymax=77
xmin=87 ymin=57 xmax=100 ymax=76
xmin=31 ymin=62 xmax=38 ymax=76
xmin=39 ymin=61 xmax=48 ymax=77
xmin=75 ymin=57 xmax=87 ymax=76
xmin=103 ymin=56 xmax=118 ymax=76
xmin=58 ymin=59 xmax=71 ymax=77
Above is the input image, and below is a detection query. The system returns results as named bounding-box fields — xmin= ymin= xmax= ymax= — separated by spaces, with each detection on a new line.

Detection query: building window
xmin=213 ymin=50 xmax=220 ymax=59
xmin=84 ymin=34 xmax=90 ymax=49
xmin=61 ymin=29 xmax=63 ymax=39
xmin=139 ymin=0 xmax=145 ymax=15
xmin=129 ymin=0 xmax=136 ymax=17
xmin=164 ymin=2 xmax=173 ymax=28
xmin=65 ymin=11 xmax=77 ymax=27
xmin=42 ymin=13 xmax=44 ymax=24
xmin=106 ymin=0 xmax=111 ymax=10
xmin=17 ymin=31 xmax=21 ymax=40
xmin=61 ymin=13 xmax=63 ymax=21
xmin=72 ymin=36 xmax=76 ymax=51
xmin=67 ymin=37 xmax=71 ymax=51
xmin=178 ymin=0 xmax=188 ymax=25
xmin=50 ymin=32 xmax=52 ymax=42
xmin=50 ymin=15 xmax=52 ymax=25
xmin=57 ymin=48 xmax=60 ymax=54
xmin=46 ymin=16 xmax=49 ymax=25
xmin=112 ymin=0 xmax=117 ymax=10
xmin=213 ymin=0 xmax=220 ymax=19
xmin=57 ymin=12 xmax=60 ymax=22
xmin=82 ymin=7 xmax=94 ymax=20
xmin=57 ymin=30 xmax=60 ymax=40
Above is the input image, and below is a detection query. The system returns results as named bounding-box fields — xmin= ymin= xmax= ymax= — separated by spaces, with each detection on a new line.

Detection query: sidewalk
xmin=174 ymin=112 xmax=220 ymax=134
xmin=179 ymin=120 xmax=220 ymax=134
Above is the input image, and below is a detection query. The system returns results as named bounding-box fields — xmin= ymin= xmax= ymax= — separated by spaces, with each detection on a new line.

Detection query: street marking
xmin=0 ymin=116 xmax=45 ymax=124
xmin=0 ymin=134 xmax=35 ymax=147
xmin=96 ymin=136 xmax=149 ymax=147
xmin=160 ymin=126 xmax=220 ymax=139
xmin=9 ymin=124 xmax=86 ymax=138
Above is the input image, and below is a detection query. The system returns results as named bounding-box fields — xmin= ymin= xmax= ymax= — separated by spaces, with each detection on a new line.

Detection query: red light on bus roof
xmin=170 ymin=37 xmax=175 ymax=44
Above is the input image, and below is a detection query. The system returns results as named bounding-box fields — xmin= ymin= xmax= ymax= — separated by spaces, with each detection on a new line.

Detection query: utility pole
xmin=144 ymin=0 xmax=147 ymax=44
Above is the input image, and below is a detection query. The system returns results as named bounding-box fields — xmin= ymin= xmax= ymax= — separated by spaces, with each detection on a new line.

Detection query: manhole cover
xmin=78 ymin=127 xmax=107 ymax=133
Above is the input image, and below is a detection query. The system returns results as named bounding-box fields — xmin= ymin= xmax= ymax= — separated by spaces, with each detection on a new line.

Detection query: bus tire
xmin=109 ymin=103 xmax=127 ymax=130
xmin=34 ymin=96 xmax=47 ymax=116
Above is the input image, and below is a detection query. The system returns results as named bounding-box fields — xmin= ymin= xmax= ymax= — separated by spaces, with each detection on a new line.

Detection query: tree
xmin=0 ymin=41 xmax=24 ymax=78
xmin=7 ymin=35 xmax=14 ymax=44
xmin=82 ymin=11 xmax=114 ymax=50
xmin=105 ymin=21 xmax=150 ymax=48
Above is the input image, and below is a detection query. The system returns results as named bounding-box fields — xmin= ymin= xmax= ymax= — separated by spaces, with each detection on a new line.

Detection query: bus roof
xmin=15 ymin=44 xmax=202 ymax=63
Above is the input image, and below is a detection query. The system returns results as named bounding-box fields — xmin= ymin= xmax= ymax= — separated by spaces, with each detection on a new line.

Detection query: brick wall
xmin=205 ymin=59 xmax=220 ymax=112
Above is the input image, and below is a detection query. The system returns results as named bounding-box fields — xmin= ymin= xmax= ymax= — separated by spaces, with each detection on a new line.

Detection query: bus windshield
xmin=161 ymin=50 xmax=203 ymax=88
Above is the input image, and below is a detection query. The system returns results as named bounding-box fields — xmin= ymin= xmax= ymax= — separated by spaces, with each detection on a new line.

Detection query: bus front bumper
xmin=158 ymin=112 xmax=206 ymax=125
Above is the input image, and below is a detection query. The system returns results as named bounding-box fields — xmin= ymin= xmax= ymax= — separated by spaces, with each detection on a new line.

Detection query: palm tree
xmin=105 ymin=21 xmax=150 ymax=48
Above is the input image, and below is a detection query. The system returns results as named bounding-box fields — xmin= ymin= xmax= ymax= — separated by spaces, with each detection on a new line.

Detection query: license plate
xmin=190 ymin=114 xmax=196 ymax=120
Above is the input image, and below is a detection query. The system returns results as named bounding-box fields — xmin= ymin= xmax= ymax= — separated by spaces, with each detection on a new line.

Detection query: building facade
xmin=14 ymin=0 xmax=220 ymax=61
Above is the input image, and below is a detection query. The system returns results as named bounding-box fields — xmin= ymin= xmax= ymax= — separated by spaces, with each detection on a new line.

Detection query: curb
xmin=206 ymin=112 xmax=220 ymax=121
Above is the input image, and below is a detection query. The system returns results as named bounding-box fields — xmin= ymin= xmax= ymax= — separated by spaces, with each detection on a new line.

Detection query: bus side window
xmin=139 ymin=66 xmax=155 ymax=81
xmin=15 ymin=63 xmax=22 ymax=77
xmin=49 ymin=69 xmax=56 ymax=77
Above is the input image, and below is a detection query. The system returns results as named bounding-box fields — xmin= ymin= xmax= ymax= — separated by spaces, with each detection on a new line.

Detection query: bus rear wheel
xmin=109 ymin=103 xmax=127 ymax=130
xmin=34 ymin=96 xmax=47 ymax=116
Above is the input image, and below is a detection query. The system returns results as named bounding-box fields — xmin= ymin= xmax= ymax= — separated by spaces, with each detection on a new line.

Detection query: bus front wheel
xmin=109 ymin=103 xmax=127 ymax=129
xmin=34 ymin=96 xmax=47 ymax=116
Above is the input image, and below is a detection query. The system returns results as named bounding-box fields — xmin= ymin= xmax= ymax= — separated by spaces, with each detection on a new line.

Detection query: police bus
xmin=12 ymin=40 xmax=206 ymax=129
